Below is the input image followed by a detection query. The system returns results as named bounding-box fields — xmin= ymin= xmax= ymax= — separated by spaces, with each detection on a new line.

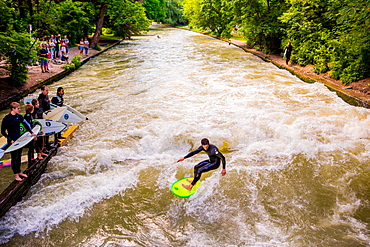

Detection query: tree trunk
xmin=90 ymin=4 xmax=107 ymax=49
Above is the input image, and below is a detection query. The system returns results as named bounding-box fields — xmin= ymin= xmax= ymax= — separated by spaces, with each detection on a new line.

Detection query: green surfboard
xmin=170 ymin=177 xmax=201 ymax=198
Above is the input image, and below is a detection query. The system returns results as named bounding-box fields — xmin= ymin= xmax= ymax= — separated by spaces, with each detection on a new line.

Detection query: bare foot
xmin=41 ymin=153 xmax=48 ymax=156
xmin=19 ymin=173 xmax=28 ymax=178
xmin=37 ymin=154 xmax=44 ymax=160
xmin=186 ymin=179 xmax=193 ymax=183
xmin=14 ymin=174 xmax=22 ymax=182
xmin=182 ymin=183 xmax=193 ymax=190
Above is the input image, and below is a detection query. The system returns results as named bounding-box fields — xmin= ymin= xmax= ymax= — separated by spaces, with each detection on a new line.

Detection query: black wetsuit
xmin=32 ymin=106 xmax=43 ymax=119
xmin=184 ymin=144 xmax=226 ymax=186
xmin=1 ymin=113 xmax=32 ymax=174
xmin=51 ymin=95 xmax=64 ymax=107
xmin=38 ymin=93 xmax=51 ymax=148
xmin=284 ymin=44 xmax=293 ymax=65
xmin=24 ymin=113 xmax=41 ymax=165
xmin=38 ymin=93 xmax=50 ymax=111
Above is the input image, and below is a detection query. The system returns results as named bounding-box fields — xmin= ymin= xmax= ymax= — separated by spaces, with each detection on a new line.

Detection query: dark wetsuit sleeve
xmin=218 ymin=152 xmax=226 ymax=169
xmin=1 ymin=118 xmax=10 ymax=142
xmin=184 ymin=146 xmax=203 ymax=159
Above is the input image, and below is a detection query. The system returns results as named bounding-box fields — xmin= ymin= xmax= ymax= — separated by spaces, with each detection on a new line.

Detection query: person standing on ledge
xmin=51 ymin=87 xmax=64 ymax=107
xmin=284 ymin=42 xmax=293 ymax=65
xmin=177 ymin=138 xmax=226 ymax=190
xmin=1 ymin=102 xmax=37 ymax=181
xmin=38 ymin=85 xmax=50 ymax=112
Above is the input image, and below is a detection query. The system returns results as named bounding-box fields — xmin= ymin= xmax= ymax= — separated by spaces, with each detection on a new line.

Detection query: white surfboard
xmin=37 ymin=119 xmax=67 ymax=136
xmin=43 ymin=107 xmax=83 ymax=124
xmin=23 ymin=98 xmax=34 ymax=105
xmin=5 ymin=125 xmax=40 ymax=153
xmin=51 ymin=103 xmax=88 ymax=121
xmin=24 ymin=98 xmax=88 ymax=121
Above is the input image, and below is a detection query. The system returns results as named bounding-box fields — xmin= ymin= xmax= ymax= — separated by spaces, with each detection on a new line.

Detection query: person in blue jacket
xmin=177 ymin=138 xmax=226 ymax=190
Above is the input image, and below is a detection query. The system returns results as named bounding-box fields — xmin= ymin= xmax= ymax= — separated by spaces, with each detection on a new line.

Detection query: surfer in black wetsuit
xmin=177 ymin=138 xmax=226 ymax=190
xmin=38 ymin=86 xmax=52 ymax=149
xmin=1 ymin=102 xmax=36 ymax=181
xmin=38 ymin=85 xmax=50 ymax=111
xmin=51 ymin=87 xmax=64 ymax=107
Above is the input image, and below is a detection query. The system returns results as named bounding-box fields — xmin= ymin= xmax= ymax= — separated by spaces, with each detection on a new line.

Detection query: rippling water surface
xmin=1 ymin=26 xmax=370 ymax=246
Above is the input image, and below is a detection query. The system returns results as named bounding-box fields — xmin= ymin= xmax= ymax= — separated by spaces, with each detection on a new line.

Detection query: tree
xmin=144 ymin=0 xmax=166 ymax=22
xmin=281 ymin=0 xmax=370 ymax=84
xmin=182 ymin=0 xmax=235 ymax=37
xmin=164 ymin=0 xmax=186 ymax=25
xmin=105 ymin=0 xmax=151 ymax=39
xmin=0 ymin=32 xmax=37 ymax=86
xmin=234 ymin=0 xmax=288 ymax=53
xmin=181 ymin=0 xmax=203 ymax=28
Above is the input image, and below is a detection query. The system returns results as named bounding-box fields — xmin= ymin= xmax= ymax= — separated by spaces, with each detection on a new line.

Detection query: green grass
xmin=229 ymin=34 xmax=245 ymax=41
xmin=99 ymin=35 xmax=122 ymax=40
xmin=177 ymin=26 xmax=245 ymax=41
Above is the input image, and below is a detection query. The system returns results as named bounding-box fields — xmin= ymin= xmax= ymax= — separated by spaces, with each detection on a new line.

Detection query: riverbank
xmin=182 ymin=27 xmax=370 ymax=108
xmin=0 ymin=38 xmax=121 ymax=110
xmin=226 ymin=38 xmax=370 ymax=108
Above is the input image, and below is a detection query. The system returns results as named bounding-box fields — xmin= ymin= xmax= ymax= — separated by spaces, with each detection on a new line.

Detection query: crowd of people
xmin=37 ymin=34 xmax=90 ymax=73
xmin=1 ymin=86 xmax=65 ymax=181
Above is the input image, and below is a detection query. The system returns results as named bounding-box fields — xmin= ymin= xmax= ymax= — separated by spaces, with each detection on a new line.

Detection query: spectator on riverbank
xmin=49 ymin=38 xmax=56 ymax=61
xmin=79 ymin=38 xmax=84 ymax=56
xmin=63 ymin=35 xmax=69 ymax=53
xmin=39 ymin=43 xmax=49 ymax=73
xmin=84 ymin=37 xmax=89 ymax=56
xmin=284 ymin=42 xmax=293 ymax=65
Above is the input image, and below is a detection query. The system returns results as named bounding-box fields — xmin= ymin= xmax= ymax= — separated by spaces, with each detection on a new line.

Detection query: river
xmin=0 ymin=25 xmax=370 ymax=246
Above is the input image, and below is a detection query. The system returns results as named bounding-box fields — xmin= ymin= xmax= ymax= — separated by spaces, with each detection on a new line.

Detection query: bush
xmin=61 ymin=63 xmax=76 ymax=70
xmin=71 ymin=55 xmax=82 ymax=68
xmin=94 ymin=44 xmax=102 ymax=51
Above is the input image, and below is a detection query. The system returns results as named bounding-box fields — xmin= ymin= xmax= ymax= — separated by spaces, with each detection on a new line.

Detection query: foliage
xmin=181 ymin=0 xmax=203 ymax=29
xmin=0 ymin=32 xmax=37 ymax=86
xmin=144 ymin=0 xmax=167 ymax=22
xmin=234 ymin=0 xmax=288 ymax=53
xmin=105 ymin=0 xmax=151 ymax=39
xmin=32 ymin=0 xmax=94 ymax=45
xmin=0 ymin=0 xmax=16 ymax=32
xmin=280 ymin=0 xmax=370 ymax=84
xmin=61 ymin=63 xmax=76 ymax=71
xmin=71 ymin=55 xmax=82 ymax=68
xmin=182 ymin=0 xmax=235 ymax=38
xmin=164 ymin=0 xmax=187 ymax=25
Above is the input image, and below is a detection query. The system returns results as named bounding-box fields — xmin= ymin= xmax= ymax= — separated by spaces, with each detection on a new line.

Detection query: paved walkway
xmin=0 ymin=40 xmax=120 ymax=109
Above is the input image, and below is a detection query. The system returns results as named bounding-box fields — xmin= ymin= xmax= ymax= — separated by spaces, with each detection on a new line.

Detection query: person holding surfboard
xmin=38 ymin=86 xmax=52 ymax=149
xmin=38 ymin=85 xmax=51 ymax=111
xmin=51 ymin=87 xmax=64 ymax=107
xmin=1 ymin=102 xmax=37 ymax=181
xmin=177 ymin=138 xmax=226 ymax=190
